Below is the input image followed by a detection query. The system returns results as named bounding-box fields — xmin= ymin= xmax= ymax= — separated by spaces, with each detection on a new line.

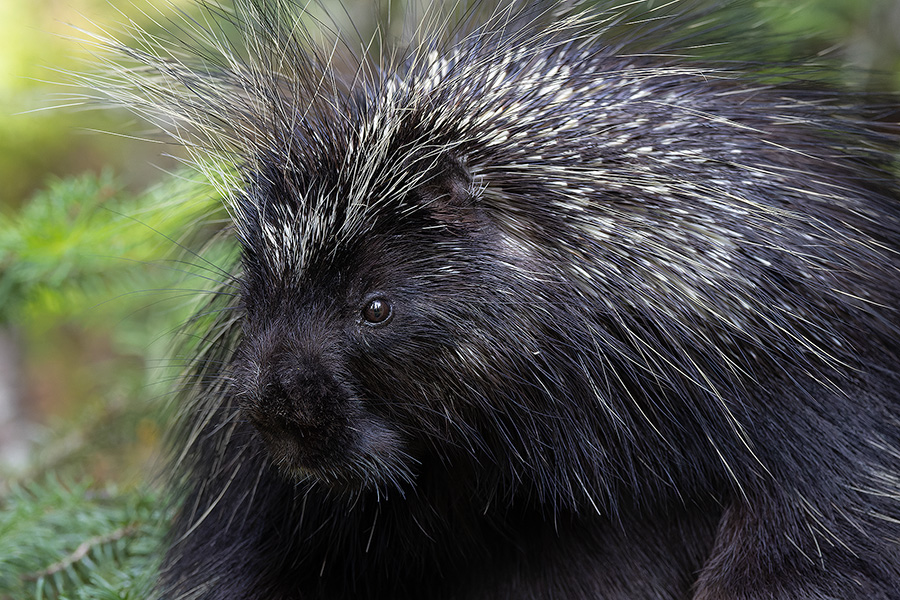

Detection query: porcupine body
xmin=93 ymin=0 xmax=900 ymax=598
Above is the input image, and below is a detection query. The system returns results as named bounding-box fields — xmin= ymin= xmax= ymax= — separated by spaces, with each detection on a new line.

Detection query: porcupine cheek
xmin=232 ymin=335 xmax=398 ymax=485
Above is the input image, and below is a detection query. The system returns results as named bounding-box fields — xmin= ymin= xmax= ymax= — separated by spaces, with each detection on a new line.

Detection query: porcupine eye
xmin=362 ymin=297 xmax=392 ymax=325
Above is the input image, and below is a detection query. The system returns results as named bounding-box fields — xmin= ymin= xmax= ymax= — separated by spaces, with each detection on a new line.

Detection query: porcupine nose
xmin=266 ymin=357 xmax=337 ymax=423
xmin=253 ymin=348 xmax=332 ymax=423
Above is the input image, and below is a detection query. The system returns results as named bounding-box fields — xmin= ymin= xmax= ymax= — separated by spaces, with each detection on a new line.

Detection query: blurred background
xmin=0 ymin=0 xmax=899 ymax=597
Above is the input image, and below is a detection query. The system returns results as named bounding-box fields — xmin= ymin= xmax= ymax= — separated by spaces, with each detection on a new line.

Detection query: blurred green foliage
xmin=0 ymin=0 xmax=195 ymax=208
xmin=0 ymin=169 xmax=233 ymax=477
xmin=0 ymin=170 xmax=232 ymax=599
xmin=1 ymin=171 xmax=223 ymax=324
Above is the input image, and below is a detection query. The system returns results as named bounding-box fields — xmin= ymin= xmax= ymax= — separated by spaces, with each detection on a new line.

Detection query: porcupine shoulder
xmin=86 ymin=1 xmax=900 ymax=598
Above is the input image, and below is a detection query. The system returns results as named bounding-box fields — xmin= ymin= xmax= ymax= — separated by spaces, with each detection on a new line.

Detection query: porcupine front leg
xmin=695 ymin=489 xmax=900 ymax=598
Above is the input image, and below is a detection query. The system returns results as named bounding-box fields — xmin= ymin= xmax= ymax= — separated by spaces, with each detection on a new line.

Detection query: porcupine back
xmin=85 ymin=1 xmax=900 ymax=598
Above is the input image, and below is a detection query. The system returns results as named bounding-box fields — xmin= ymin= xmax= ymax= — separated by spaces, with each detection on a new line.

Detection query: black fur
xmin=109 ymin=1 xmax=900 ymax=598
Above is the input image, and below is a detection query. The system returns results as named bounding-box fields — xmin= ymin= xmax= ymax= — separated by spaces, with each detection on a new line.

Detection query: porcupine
xmin=86 ymin=0 xmax=900 ymax=597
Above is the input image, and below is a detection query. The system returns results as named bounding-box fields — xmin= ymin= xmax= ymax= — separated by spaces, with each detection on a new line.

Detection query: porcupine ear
xmin=413 ymin=152 xmax=485 ymax=230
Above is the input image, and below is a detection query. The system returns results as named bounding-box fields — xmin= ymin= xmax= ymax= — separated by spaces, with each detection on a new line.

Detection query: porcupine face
xmin=229 ymin=147 xmax=494 ymax=491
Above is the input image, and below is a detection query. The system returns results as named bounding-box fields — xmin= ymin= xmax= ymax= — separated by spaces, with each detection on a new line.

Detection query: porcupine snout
xmin=233 ymin=312 xmax=370 ymax=480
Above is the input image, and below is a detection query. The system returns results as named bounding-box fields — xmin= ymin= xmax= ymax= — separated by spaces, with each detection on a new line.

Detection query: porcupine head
xmin=211 ymin=0 xmax=641 ymax=508
xmin=233 ymin=69 xmax=571 ymax=497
